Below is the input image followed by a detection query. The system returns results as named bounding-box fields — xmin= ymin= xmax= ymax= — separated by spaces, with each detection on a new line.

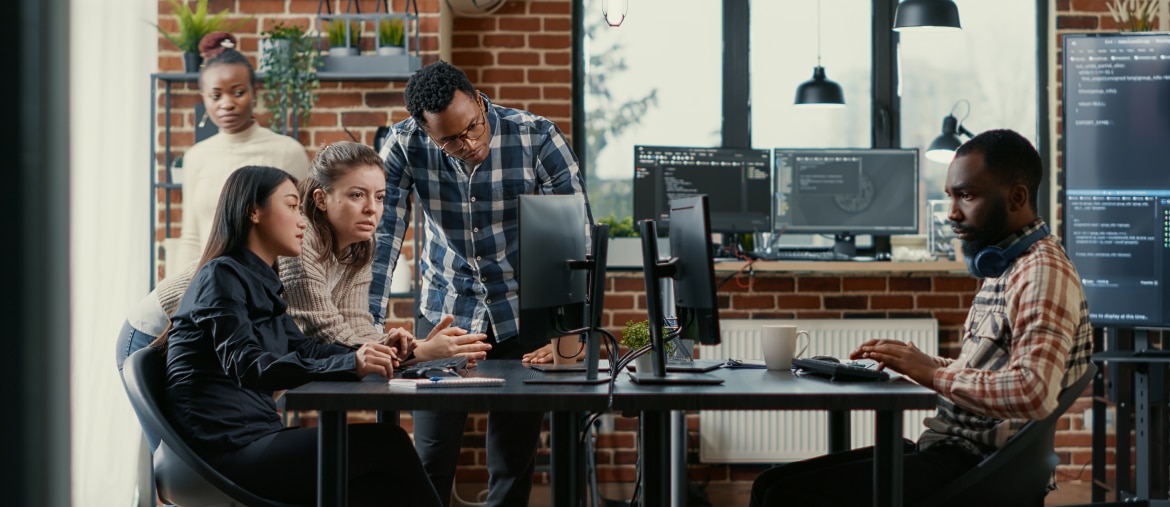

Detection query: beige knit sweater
xmin=173 ymin=121 xmax=310 ymax=269
xmin=279 ymin=225 xmax=382 ymax=346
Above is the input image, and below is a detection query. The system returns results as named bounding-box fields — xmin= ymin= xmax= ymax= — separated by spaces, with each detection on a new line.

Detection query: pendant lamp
xmin=893 ymin=0 xmax=962 ymax=32
xmin=795 ymin=0 xmax=845 ymax=107
xmin=925 ymin=100 xmax=975 ymax=163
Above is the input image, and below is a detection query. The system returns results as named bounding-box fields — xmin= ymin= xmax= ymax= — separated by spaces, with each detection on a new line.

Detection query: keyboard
xmin=397 ymin=356 xmax=469 ymax=379
xmin=792 ymin=357 xmax=890 ymax=381
xmin=759 ymin=250 xmax=854 ymax=262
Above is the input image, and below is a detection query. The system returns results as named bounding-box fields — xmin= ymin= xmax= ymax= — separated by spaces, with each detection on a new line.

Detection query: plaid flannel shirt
xmin=918 ymin=220 xmax=1094 ymax=456
xmin=369 ymin=93 xmax=590 ymax=342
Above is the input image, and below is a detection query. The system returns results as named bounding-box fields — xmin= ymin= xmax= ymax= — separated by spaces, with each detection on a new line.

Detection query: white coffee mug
xmin=761 ymin=325 xmax=810 ymax=371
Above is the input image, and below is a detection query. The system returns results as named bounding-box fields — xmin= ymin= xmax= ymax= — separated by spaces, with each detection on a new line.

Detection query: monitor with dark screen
xmin=633 ymin=145 xmax=772 ymax=234
xmin=518 ymin=194 xmax=588 ymax=347
xmin=773 ymin=148 xmax=919 ymax=255
xmin=633 ymin=195 xmax=724 ymax=385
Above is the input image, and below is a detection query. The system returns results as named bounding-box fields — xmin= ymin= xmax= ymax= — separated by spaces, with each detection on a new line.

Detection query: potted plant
xmin=377 ymin=18 xmax=406 ymax=55
xmin=326 ymin=20 xmax=362 ymax=56
xmin=259 ymin=23 xmax=322 ymax=136
xmin=621 ymin=319 xmax=672 ymax=372
xmin=153 ymin=0 xmax=246 ymax=72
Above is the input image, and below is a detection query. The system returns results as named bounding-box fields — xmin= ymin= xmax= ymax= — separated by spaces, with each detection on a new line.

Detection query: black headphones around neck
xmin=965 ymin=224 xmax=1050 ymax=279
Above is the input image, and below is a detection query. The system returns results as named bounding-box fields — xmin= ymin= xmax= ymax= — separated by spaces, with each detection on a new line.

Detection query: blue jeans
xmin=412 ymin=317 xmax=545 ymax=507
xmin=117 ymin=320 xmax=162 ymax=452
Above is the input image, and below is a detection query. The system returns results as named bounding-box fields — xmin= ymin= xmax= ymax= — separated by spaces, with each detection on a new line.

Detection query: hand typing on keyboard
xmin=851 ymin=339 xmax=938 ymax=388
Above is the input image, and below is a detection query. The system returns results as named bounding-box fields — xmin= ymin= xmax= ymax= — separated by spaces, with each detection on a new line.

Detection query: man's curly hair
xmin=405 ymin=61 xmax=476 ymax=126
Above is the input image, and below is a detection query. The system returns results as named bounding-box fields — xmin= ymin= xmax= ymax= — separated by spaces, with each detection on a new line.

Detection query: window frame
xmin=571 ymin=0 xmax=1051 ymax=224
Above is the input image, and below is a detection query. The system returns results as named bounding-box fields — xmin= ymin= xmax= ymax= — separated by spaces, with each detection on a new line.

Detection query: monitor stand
xmin=833 ymin=233 xmax=857 ymax=258
xmin=523 ymin=334 xmax=612 ymax=385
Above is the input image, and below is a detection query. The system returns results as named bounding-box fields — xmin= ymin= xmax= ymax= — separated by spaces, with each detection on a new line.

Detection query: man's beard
xmin=958 ymin=195 xmax=1009 ymax=260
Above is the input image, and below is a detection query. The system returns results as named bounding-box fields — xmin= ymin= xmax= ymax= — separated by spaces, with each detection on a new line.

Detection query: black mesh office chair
xmin=121 ymin=347 xmax=302 ymax=507
xmin=912 ymin=362 xmax=1098 ymax=507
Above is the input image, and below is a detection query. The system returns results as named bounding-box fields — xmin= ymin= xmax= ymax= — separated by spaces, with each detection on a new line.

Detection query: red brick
xmin=391 ymin=301 xmax=414 ymax=318
xmin=797 ymin=277 xmax=840 ymax=293
xmin=1056 ymin=15 xmax=1099 ymax=29
xmin=1056 ymin=0 xmax=1070 ymax=10
xmin=544 ymin=17 xmax=572 ymax=32
xmin=545 ymin=52 xmax=571 ymax=66
xmin=531 ymin=34 xmax=571 ymax=49
xmin=595 ymin=466 xmax=637 ymax=482
xmin=612 ymin=277 xmax=643 ymax=292
xmin=306 ymin=112 xmax=339 ymax=128
xmin=529 ymin=69 xmax=572 ymax=83
xmin=871 ymin=295 xmax=913 ymax=310
xmin=341 ymin=111 xmax=389 ymax=126
xmin=159 ymin=131 xmax=194 ymax=148
xmin=824 ymin=296 xmax=868 ymax=310
xmin=597 ymin=433 xmax=635 ymax=448
xmin=483 ymin=34 xmax=526 ymax=48
xmin=889 ymin=277 xmax=931 ymax=292
xmin=528 ymin=103 xmax=570 ymax=119
xmin=732 ymin=295 xmax=775 ymax=310
xmin=366 ymin=92 xmax=405 ymax=108
xmin=843 ymin=276 xmax=887 ymax=292
xmin=603 ymin=294 xmax=634 ymax=311
xmin=530 ymin=1 xmax=572 ymax=14
xmin=482 ymin=68 xmax=526 ymax=83
xmin=917 ymin=295 xmax=960 ymax=309
xmin=777 ymin=295 xmax=821 ymax=310
xmin=315 ymin=92 xmax=364 ymax=108
xmin=498 ymin=86 xmax=542 ymax=100
xmin=237 ymin=0 xmax=285 ymax=13
xmin=500 ymin=17 xmax=541 ymax=31
xmin=933 ymin=276 xmax=977 ymax=292
xmin=453 ymin=17 xmax=496 ymax=31
xmin=544 ymin=85 xmax=571 ymax=100
xmin=452 ymin=34 xmax=480 ymax=48
xmin=454 ymin=51 xmax=495 ymax=66
xmin=1070 ymin=0 xmax=1111 ymax=11
xmin=751 ymin=276 xmax=796 ymax=292
xmin=934 ymin=311 xmax=970 ymax=327
xmin=499 ymin=51 xmax=541 ymax=66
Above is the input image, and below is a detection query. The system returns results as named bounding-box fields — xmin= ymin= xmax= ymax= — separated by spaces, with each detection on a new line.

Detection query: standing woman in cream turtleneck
xmin=172 ymin=32 xmax=310 ymax=269
xmin=118 ymin=32 xmax=308 ymax=376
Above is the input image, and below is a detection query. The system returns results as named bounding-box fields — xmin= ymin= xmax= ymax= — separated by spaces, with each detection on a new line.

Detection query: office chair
xmin=121 ymin=347 xmax=302 ymax=507
xmin=912 ymin=362 xmax=1098 ymax=507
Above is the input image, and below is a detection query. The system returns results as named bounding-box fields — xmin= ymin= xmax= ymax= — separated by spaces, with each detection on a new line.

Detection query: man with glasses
xmin=369 ymin=61 xmax=590 ymax=507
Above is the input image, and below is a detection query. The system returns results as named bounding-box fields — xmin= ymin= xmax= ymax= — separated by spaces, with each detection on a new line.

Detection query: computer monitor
xmin=634 ymin=195 xmax=724 ymax=385
xmin=518 ymin=194 xmax=588 ymax=346
xmin=633 ymin=145 xmax=772 ymax=234
xmin=519 ymin=196 xmax=612 ymax=385
xmin=773 ymin=148 xmax=920 ymax=256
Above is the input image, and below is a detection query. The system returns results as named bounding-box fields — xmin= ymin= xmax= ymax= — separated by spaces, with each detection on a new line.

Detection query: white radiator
xmin=699 ymin=318 xmax=939 ymax=463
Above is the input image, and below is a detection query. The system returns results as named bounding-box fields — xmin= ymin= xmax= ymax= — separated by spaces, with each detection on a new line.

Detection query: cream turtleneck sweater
xmin=172 ymin=120 xmax=310 ymax=269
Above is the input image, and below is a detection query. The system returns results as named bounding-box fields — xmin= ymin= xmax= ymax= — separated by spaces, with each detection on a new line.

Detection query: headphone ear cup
xmin=969 ymin=246 xmax=1008 ymax=279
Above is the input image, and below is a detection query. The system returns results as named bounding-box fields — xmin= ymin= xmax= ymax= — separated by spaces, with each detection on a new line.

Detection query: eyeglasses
xmin=433 ymin=101 xmax=488 ymax=154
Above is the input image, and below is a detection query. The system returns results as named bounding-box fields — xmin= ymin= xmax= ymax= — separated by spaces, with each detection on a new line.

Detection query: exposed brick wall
xmin=153 ymin=0 xmax=1139 ymax=496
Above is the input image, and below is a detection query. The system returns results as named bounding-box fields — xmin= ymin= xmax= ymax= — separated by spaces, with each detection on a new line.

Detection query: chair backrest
xmin=121 ymin=347 xmax=300 ymax=507
xmin=912 ymin=362 xmax=1098 ymax=507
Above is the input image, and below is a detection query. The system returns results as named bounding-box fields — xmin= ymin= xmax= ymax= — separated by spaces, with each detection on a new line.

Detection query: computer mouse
xmin=418 ymin=367 xmax=461 ymax=378
xmin=810 ymin=355 xmax=840 ymax=363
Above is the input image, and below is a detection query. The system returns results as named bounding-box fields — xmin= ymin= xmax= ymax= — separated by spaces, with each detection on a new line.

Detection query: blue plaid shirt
xmin=369 ymin=93 xmax=591 ymax=342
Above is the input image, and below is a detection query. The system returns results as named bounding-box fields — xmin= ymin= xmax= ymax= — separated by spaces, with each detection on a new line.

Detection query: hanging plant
xmin=259 ymin=23 xmax=321 ymax=136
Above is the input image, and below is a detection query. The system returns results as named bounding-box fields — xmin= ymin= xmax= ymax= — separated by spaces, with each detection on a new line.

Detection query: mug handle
xmin=795 ymin=330 xmax=810 ymax=358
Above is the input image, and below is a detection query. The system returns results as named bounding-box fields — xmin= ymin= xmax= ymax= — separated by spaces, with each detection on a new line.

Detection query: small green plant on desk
xmin=620 ymin=319 xmax=673 ymax=354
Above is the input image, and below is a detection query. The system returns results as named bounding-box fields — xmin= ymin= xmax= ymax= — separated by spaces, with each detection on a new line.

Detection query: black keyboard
xmin=760 ymin=250 xmax=854 ymax=262
xmin=397 ymin=356 xmax=469 ymax=379
xmin=792 ymin=357 xmax=890 ymax=381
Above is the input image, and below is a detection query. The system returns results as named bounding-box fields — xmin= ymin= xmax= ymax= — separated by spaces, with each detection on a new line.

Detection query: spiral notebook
xmin=389 ymin=377 xmax=505 ymax=389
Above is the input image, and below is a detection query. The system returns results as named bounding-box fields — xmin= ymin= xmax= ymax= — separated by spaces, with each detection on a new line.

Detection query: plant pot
xmin=258 ymin=39 xmax=291 ymax=73
xmin=182 ymin=51 xmax=203 ymax=73
xmin=633 ymin=354 xmax=654 ymax=374
xmin=329 ymin=47 xmax=359 ymax=57
xmin=377 ymin=46 xmax=405 ymax=56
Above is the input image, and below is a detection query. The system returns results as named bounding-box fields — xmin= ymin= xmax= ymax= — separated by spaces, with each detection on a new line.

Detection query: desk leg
xmin=640 ymin=411 xmax=671 ymax=507
xmin=550 ymin=411 xmax=583 ymax=507
xmin=828 ymin=410 xmax=851 ymax=453
xmin=873 ymin=410 xmax=903 ymax=507
xmin=376 ymin=410 xmax=400 ymax=426
xmin=318 ymin=410 xmax=347 ymax=507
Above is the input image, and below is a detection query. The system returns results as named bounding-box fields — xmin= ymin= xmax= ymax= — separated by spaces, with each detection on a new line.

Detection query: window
xmin=582 ymin=0 xmax=723 ymax=222
xmin=577 ymin=0 xmax=1043 ymax=240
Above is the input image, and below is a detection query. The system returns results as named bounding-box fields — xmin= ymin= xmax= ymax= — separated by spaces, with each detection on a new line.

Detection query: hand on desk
xmin=355 ymin=341 xmax=401 ymax=378
xmin=381 ymin=327 xmax=414 ymax=366
xmin=408 ymin=315 xmax=491 ymax=367
xmin=851 ymin=339 xmax=939 ymax=388
xmin=521 ymin=343 xmax=555 ymax=364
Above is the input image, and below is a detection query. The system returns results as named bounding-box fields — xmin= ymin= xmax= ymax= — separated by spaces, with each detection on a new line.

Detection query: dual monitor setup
xmin=516 ymin=194 xmax=724 ymax=386
xmin=634 ymin=146 xmax=921 ymax=258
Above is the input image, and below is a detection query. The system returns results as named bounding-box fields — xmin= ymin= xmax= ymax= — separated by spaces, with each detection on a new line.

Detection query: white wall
xmin=69 ymin=0 xmax=157 ymax=504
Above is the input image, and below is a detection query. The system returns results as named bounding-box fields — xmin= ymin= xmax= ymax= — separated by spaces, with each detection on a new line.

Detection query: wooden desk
xmin=612 ymin=368 xmax=938 ymax=507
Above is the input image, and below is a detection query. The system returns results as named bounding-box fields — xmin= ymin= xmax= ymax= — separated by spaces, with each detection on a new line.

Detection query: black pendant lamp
xmin=795 ymin=0 xmax=845 ymax=107
xmin=893 ymin=0 xmax=962 ymax=32
xmin=925 ymin=100 xmax=975 ymax=163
